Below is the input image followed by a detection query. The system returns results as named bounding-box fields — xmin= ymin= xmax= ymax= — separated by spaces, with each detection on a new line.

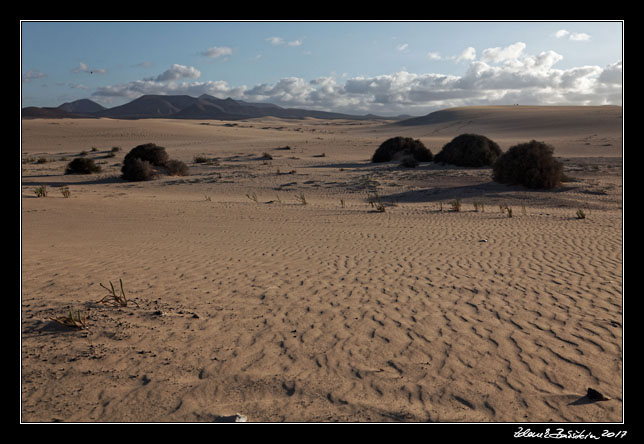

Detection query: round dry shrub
xmin=492 ymin=140 xmax=563 ymax=189
xmin=121 ymin=158 xmax=155 ymax=181
xmin=65 ymin=157 xmax=102 ymax=174
xmin=434 ymin=134 xmax=502 ymax=167
xmin=372 ymin=137 xmax=433 ymax=163
xmin=400 ymin=155 xmax=419 ymax=168
xmin=123 ymin=143 xmax=169 ymax=167
xmin=164 ymin=159 xmax=189 ymax=176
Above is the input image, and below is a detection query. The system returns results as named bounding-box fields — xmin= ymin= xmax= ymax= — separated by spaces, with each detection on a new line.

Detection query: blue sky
xmin=21 ymin=21 xmax=623 ymax=116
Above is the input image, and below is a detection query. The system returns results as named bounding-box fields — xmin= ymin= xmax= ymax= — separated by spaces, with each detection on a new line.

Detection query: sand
xmin=20 ymin=106 xmax=623 ymax=423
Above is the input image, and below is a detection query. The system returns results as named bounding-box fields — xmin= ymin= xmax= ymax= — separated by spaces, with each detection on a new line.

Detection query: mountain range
xmin=22 ymin=94 xmax=409 ymax=121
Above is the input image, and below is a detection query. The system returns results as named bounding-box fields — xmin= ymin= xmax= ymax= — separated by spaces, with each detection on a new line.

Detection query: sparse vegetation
xmin=499 ymin=205 xmax=513 ymax=218
xmin=50 ymin=308 xmax=89 ymax=331
xmin=98 ymin=279 xmax=138 ymax=308
xmin=450 ymin=199 xmax=462 ymax=212
xmin=372 ymin=136 xmax=433 ymax=163
xmin=59 ymin=186 xmax=70 ymax=198
xmin=294 ymin=192 xmax=307 ymax=205
xmin=576 ymin=209 xmax=586 ymax=219
xmin=434 ymin=134 xmax=502 ymax=167
xmin=33 ymin=185 xmax=47 ymax=197
xmin=368 ymin=193 xmax=386 ymax=212
xmin=492 ymin=140 xmax=564 ymax=189
xmin=164 ymin=159 xmax=189 ymax=176
xmin=65 ymin=157 xmax=102 ymax=174
xmin=246 ymin=192 xmax=258 ymax=203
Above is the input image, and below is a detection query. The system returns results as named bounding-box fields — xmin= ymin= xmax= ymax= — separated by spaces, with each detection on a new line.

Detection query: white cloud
xmin=265 ymin=36 xmax=302 ymax=47
xmin=396 ymin=43 xmax=409 ymax=52
xmin=91 ymin=48 xmax=622 ymax=115
xmin=570 ymin=32 xmax=591 ymax=42
xmin=72 ymin=61 xmax=107 ymax=74
xmin=455 ymin=47 xmax=476 ymax=62
xmin=22 ymin=69 xmax=45 ymax=83
xmin=555 ymin=29 xmax=591 ymax=41
xmin=154 ymin=64 xmax=201 ymax=81
xmin=202 ymin=46 xmax=233 ymax=58
xmin=266 ymin=36 xmax=285 ymax=46
xmin=481 ymin=42 xmax=526 ymax=63
xmin=427 ymin=52 xmax=442 ymax=60
xmin=555 ymin=29 xmax=570 ymax=39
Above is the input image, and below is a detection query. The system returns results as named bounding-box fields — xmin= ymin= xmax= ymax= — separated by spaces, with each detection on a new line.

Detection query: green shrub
xmin=372 ymin=137 xmax=433 ymax=163
xmin=65 ymin=157 xmax=102 ymax=174
xmin=434 ymin=134 xmax=501 ymax=167
xmin=492 ymin=140 xmax=563 ymax=189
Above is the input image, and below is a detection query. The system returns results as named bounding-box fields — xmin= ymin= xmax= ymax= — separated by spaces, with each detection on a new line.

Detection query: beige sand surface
xmin=21 ymin=106 xmax=623 ymax=422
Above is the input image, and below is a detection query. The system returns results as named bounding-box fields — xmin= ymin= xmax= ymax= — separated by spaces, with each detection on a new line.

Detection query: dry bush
xmin=121 ymin=158 xmax=155 ymax=181
xmin=123 ymin=143 xmax=169 ymax=166
xmin=372 ymin=137 xmax=433 ymax=163
xmin=65 ymin=157 xmax=102 ymax=174
xmin=492 ymin=140 xmax=563 ymax=189
xmin=164 ymin=159 xmax=189 ymax=176
xmin=434 ymin=134 xmax=502 ymax=167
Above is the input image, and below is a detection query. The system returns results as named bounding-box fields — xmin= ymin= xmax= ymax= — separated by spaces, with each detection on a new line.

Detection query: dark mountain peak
xmin=24 ymin=94 xmax=388 ymax=121
xmin=57 ymin=99 xmax=106 ymax=114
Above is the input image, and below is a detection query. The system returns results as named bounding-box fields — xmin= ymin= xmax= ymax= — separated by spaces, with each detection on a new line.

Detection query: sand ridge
xmin=21 ymin=108 xmax=622 ymax=422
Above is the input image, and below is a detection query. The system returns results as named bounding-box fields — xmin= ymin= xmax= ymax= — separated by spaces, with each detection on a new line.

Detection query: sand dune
xmin=21 ymin=107 xmax=622 ymax=422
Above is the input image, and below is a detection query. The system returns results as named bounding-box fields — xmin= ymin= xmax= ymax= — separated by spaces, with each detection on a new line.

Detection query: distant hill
xmin=21 ymin=106 xmax=94 ymax=119
xmin=394 ymin=105 xmax=623 ymax=138
xmin=23 ymin=94 xmax=400 ymax=121
xmin=57 ymin=99 xmax=106 ymax=114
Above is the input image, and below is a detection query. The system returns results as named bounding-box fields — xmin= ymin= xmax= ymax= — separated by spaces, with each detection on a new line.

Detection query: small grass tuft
xmin=576 ymin=209 xmax=586 ymax=219
xmin=294 ymin=192 xmax=307 ymax=205
xmin=246 ymin=192 xmax=258 ymax=203
xmin=50 ymin=308 xmax=90 ymax=331
xmin=98 ymin=279 xmax=139 ymax=308
xmin=34 ymin=185 xmax=47 ymax=197
xmin=368 ymin=193 xmax=386 ymax=212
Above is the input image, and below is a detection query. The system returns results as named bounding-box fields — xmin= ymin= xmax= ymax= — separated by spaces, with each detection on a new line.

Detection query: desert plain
xmin=20 ymin=105 xmax=623 ymax=423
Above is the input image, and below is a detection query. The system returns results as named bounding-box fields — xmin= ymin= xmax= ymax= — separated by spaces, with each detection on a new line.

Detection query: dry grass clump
xmin=372 ymin=137 xmax=433 ymax=163
xmin=65 ymin=157 xmax=102 ymax=174
xmin=50 ymin=308 xmax=90 ymax=331
xmin=164 ymin=159 xmax=189 ymax=176
xmin=434 ymin=134 xmax=502 ymax=167
xmin=492 ymin=140 xmax=563 ymax=189
xmin=98 ymin=279 xmax=139 ymax=308
xmin=33 ymin=185 xmax=47 ymax=197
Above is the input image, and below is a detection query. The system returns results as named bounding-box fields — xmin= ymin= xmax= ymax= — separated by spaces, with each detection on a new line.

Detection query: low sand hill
xmin=389 ymin=106 xmax=622 ymax=157
xmin=21 ymin=106 xmax=622 ymax=423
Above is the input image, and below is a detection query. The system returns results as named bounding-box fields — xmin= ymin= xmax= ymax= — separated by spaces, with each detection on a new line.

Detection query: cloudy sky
xmin=21 ymin=21 xmax=622 ymax=116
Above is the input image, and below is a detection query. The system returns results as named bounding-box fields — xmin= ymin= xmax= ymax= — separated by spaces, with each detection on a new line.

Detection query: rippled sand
xmin=21 ymin=108 xmax=622 ymax=422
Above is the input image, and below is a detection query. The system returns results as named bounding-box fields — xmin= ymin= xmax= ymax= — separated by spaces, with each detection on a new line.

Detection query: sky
xmin=21 ymin=21 xmax=623 ymax=116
